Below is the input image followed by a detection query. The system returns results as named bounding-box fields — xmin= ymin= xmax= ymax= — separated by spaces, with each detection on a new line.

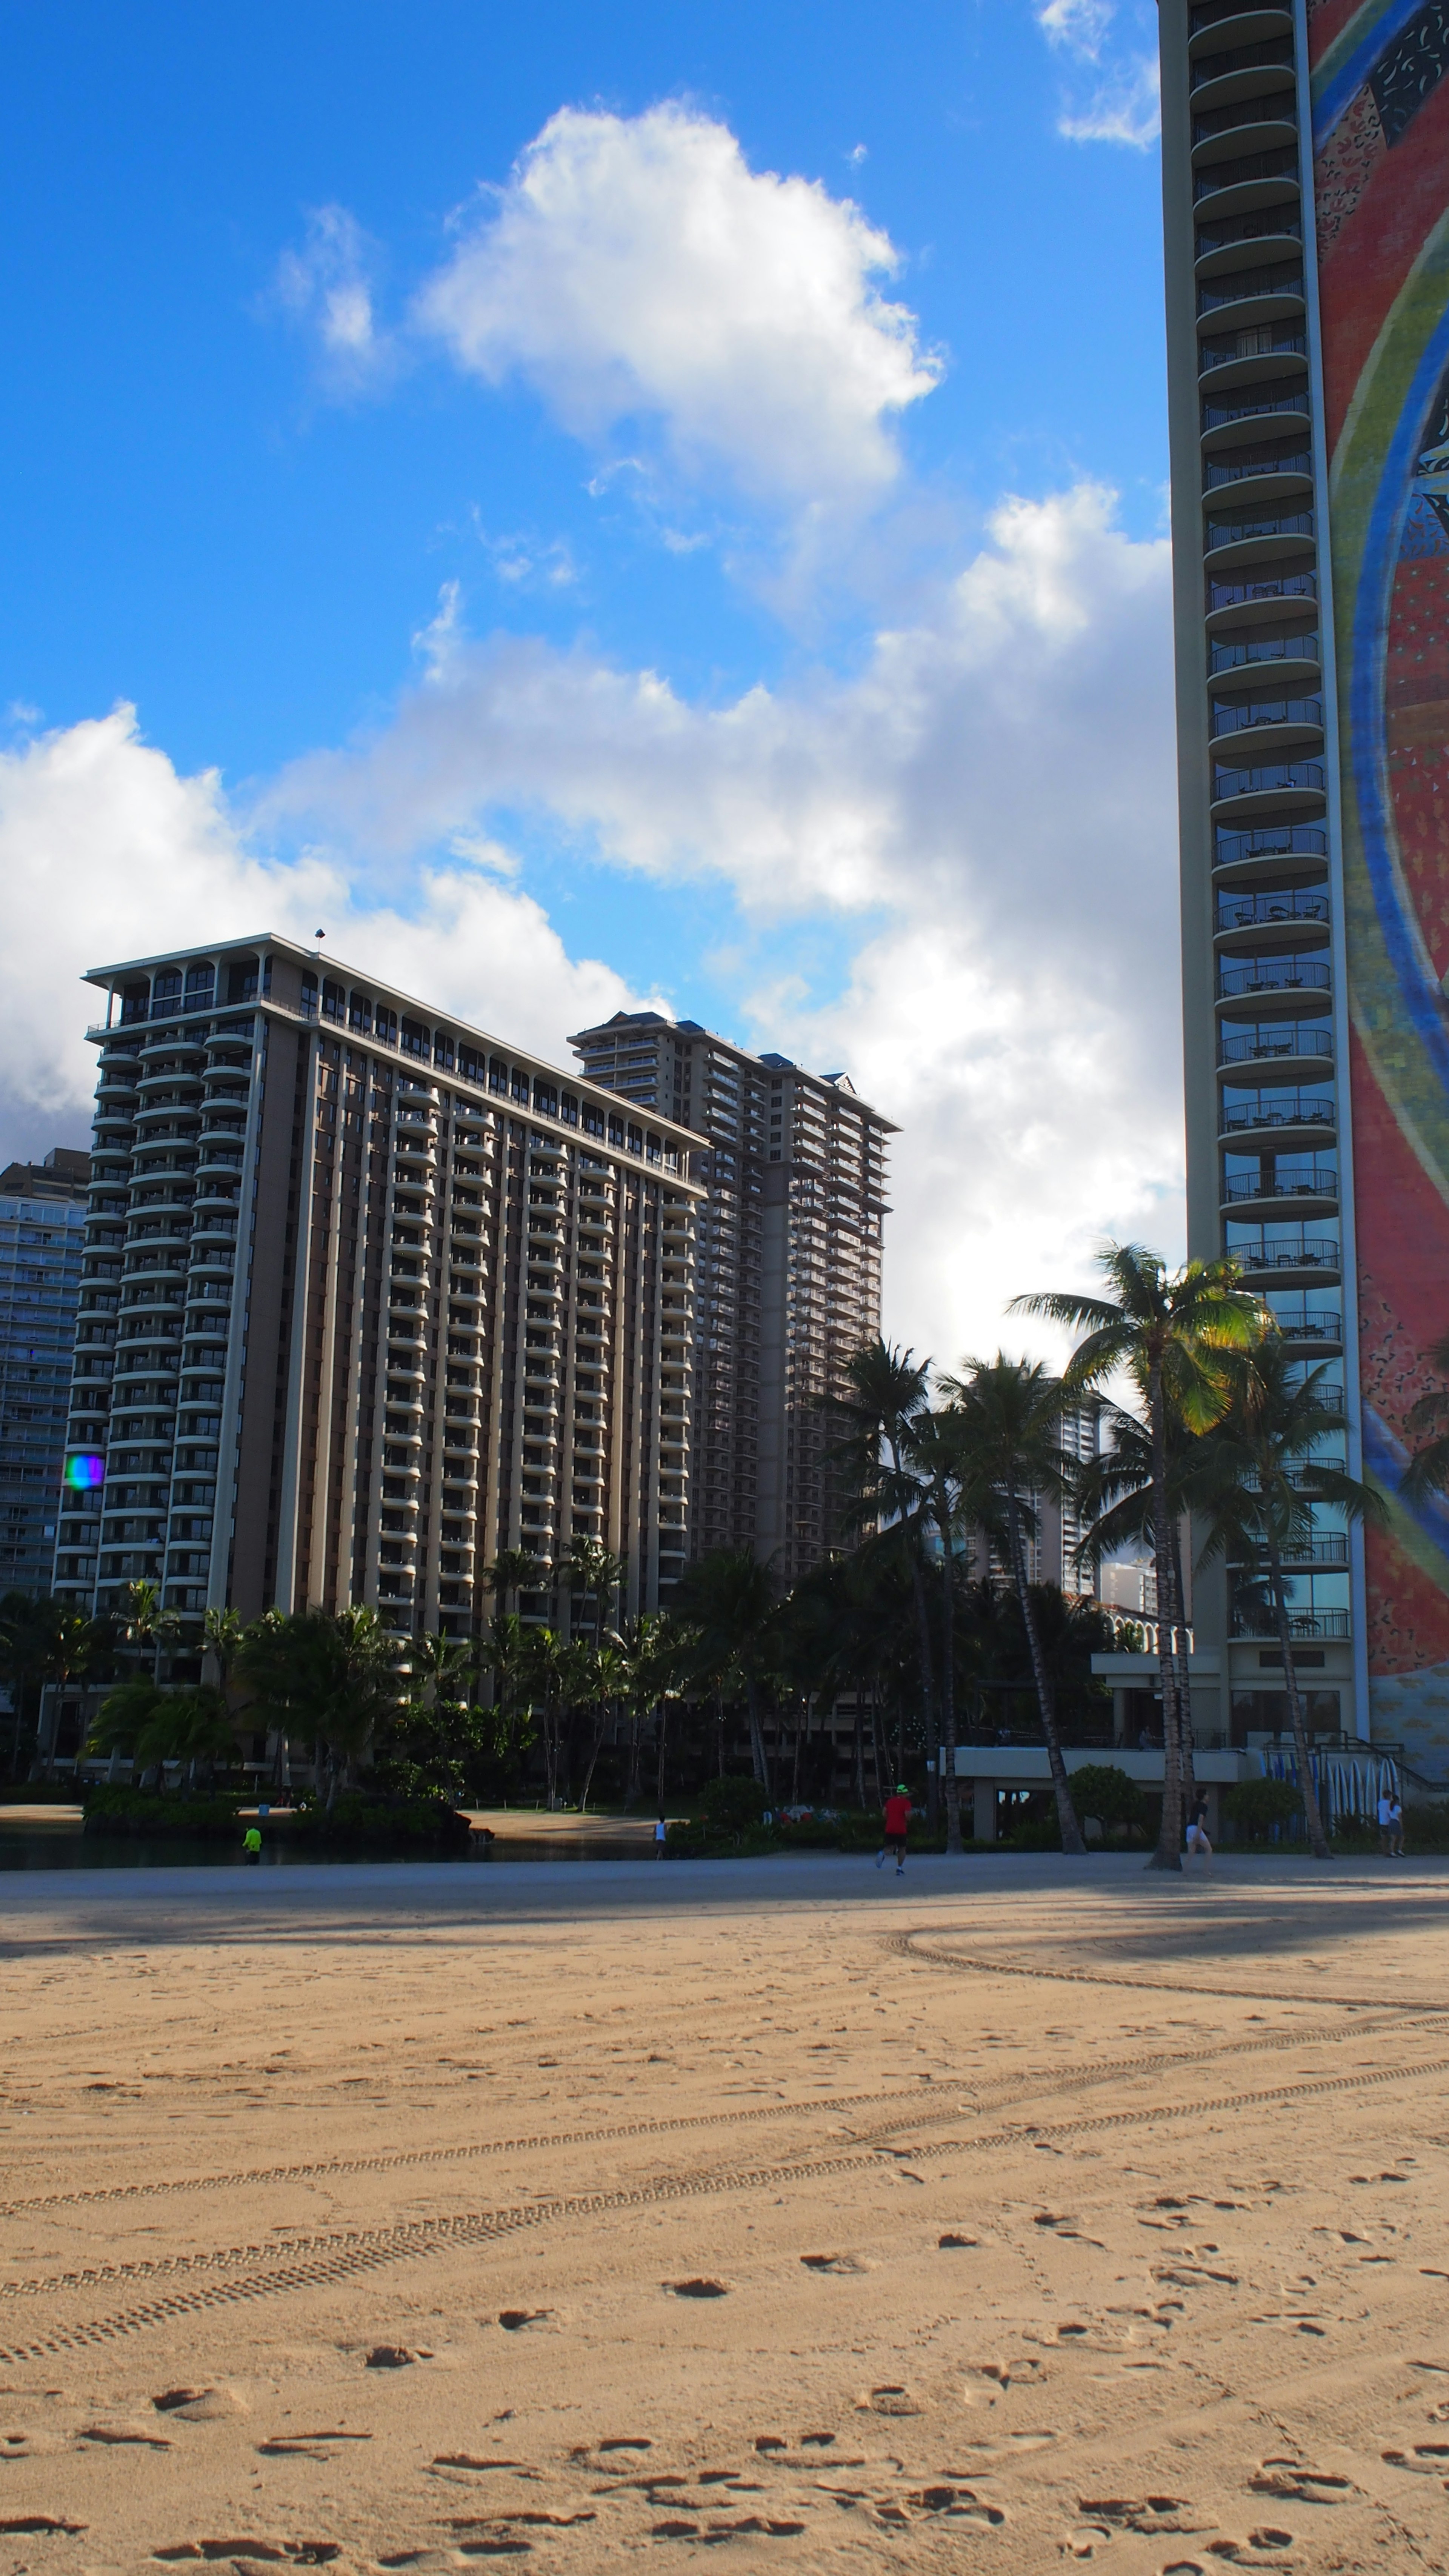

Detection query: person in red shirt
xmin=876 ymin=1785 xmax=912 ymax=1877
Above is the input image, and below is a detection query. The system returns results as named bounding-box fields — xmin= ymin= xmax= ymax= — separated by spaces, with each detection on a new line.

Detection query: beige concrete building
xmin=55 ymin=937 xmax=701 ymax=1639
xmin=568 ymin=1012 xmax=893 ymax=1582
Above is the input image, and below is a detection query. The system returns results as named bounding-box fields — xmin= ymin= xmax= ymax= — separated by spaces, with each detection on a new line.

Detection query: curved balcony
xmin=1195 ymin=205 xmax=1300 ymax=265
xmin=1210 ymin=698 xmax=1322 ymax=755
xmin=1208 ymin=630 xmax=1319 ymax=684
xmin=1211 ymin=758 xmax=1324 ymax=816
xmin=1272 ymin=1309 xmax=1342 ymax=1345
xmin=1196 ymin=262 xmax=1304 ymax=334
xmin=1199 ymin=328 xmax=1307 ymax=390
xmin=1193 ymin=152 xmax=1298 ymax=222
xmin=1218 ymin=955 xmax=1331 ymax=1001
xmin=1230 ymin=1233 xmax=1340 ymax=1278
xmin=1215 ymin=888 xmax=1329 ymax=938
xmin=1220 ymin=1093 xmax=1335 ymax=1136
xmin=1223 ymin=1169 xmax=1338 ymax=1210
xmin=1214 ymin=822 xmax=1327 ymax=876
xmin=1203 ymin=502 xmax=1313 ymax=563
xmin=1207 ymin=566 xmax=1317 ymax=625
xmin=1189 ymin=0 xmax=1292 ymax=40
xmin=1193 ymin=90 xmax=1297 ymax=159
xmin=1201 ymin=445 xmax=1311 ymax=501
xmin=1190 ymin=32 xmax=1293 ymax=96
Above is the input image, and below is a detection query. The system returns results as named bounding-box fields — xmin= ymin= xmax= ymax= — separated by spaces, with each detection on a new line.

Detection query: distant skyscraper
xmin=568 ymin=1012 xmax=893 ymax=1582
xmin=54 ymin=938 xmax=699 ymax=1636
xmin=0 ymin=1149 xmax=89 ymax=1598
xmin=1159 ymin=0 xmax=1449 ymax=1765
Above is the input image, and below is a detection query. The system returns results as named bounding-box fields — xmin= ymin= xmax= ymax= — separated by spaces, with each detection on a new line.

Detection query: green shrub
xmin=1222 ymin=1776 xmax=1304 ymax=1841
xmin=83 ymin=1789 xmax=246 ymax=1840
xmin=291 ymin=1793 xmax=472 ymax=1852
xmin=696 ymin=1775 xmax=771 ymax=1831
xmin=1069 ymin=1764 xmax=1149 ymax=1842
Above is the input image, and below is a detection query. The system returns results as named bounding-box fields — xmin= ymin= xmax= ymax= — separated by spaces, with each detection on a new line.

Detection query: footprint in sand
xmin=939 ymin=2233 xmax=978 ymax=2249
xmin=666 ymin=2279 xmax=729 ymax=2299
xmin=800 ymin=2253 xmax=872 ymax=2276
xmin=858 ymin=2385 xmax=925 ymax=2417
xmin=78 ymin=2424 xmax=173 ymax=2449
xmin=1381 ymin=2442 xmax=1449 ymax=2474
xmin=0 ymin=2516 xmax=85 ymax=2537
xmin=364 ymin=2345 xmax=431 ymax=2368
xmin=1248 ymin=2462 xmax=1357 ymax=2507
xmin=154 ymin=2388 xmax=249 ymax=2421
xmin=497 ymin=2310 xmax=554 ymax=2332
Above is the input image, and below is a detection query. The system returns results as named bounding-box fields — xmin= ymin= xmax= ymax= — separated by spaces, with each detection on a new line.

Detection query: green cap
xmin=896 ymin=1783 xmax=908 ymax=1795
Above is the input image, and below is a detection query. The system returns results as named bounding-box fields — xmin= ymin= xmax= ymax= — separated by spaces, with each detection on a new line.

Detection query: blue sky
xmin=0 ymin=0 xmax=1181 ymax=1360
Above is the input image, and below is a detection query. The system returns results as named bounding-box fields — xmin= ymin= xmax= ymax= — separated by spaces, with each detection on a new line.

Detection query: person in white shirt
xmin=1377 ymin=1790 xmax=1394 ymax=1857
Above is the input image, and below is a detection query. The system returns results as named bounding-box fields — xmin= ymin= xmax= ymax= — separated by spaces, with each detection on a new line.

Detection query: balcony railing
xmin=1203 ymin=444 xmax=1311 ymax=491
xmin=1219 ymin=956 xmax=1331 ymax=997
xmin=1230 ymin=1234 xmax=1339 ymax=1269
xmin=1209 ymin=566 xmax=1317 ymax=612
xmin=1216 ymin=888 xmax=1329 ymax=930
xmin=1213 ymin=758 xmax=1325 ymax=799
xmin=1198 ymin=261 xmax=1304 ymax=317
xmin=1196 ymin=208 xmax=1302 ymax=258
xmin=1232 ymin=1609 xmax=1351 ymax=1639
xmin=1215 ymin=821 xmax=1327 ymax=866
xmin=1194 ymin=91 xmax=1297 ymax=144
xmin=1206 ymin=504 xmax=1314 ymax=551
xmin=1212 ymin=695 xmax=1322 ymax=737
xmin=1193 ymin=142 xmax=1298 ymax=197
xmin=1200 ymin=326 xmax=1307 ymax=373
xmin=1275 ymin=1311 xmax=1341 ymax=1339
xmin=1223 ymin=1169 xmax=1338 ymax=1201
xmin=1191 ymin=35 xmax=1294 ymax=87
xmin=1202 ymin=384 xmax=1311 ymax=435
xmin=1210 ymin=629 xmax=1319 ymax=677
xmin=1221 ymin=1095 xmax=1335 ymax=1130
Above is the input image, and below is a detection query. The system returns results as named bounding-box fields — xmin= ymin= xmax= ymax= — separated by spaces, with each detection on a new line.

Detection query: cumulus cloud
xmin=0 ymin=708 xmax=650 ymax=1158
xmin=274 ymin=205 xmax=394 ymax=391
xmin=1035 ymin=0 xmax=1161 ymax=148
xmin=1 ymin=486 xmax=1180 ymax=1360
xmin=258 ymin=482 xmax=1182 ymax=1353
xmin=413 ymin=104 xmax=940 ymax=511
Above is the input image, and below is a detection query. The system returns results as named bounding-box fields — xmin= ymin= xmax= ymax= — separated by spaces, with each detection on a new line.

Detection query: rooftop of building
xmin=82 ymin=933 xmax=705 ymax=1160
xmin=567 ymin=1012 xmax=896 ymax=1130
xmin=0 ymin=1147 xmax=92 ymax=1202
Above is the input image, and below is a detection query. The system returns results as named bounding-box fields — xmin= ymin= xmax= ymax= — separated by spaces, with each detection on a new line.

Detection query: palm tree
xmin=1013 ymin=1245 xmax=1264 ymax=1871
xmin=115 ymin=1577 xmax=182 ymax=1680
xmin=1192 ymin=1339 xmax=1384 ymax=1860
xmin=935 ymin=1360 xmax=1088 ymax=1858
xmin=234 ymin=1606 xmax=403 ymax=1810
xmin=673 ymin=1546 xmax=780 ymax=1793
xmin=0 ymin=1593 xmax=100 ymax=1781
xmin=832 ymin=1341 xmax=937 ymax=1786
xmin=1073 ymin=1401 xmax=1204 ymax=1799
xmin=561 ymin=1534 xmax=626 ymax=1648
xmin=482 ymin=1549 xmax=550 ymax=1614
xmin=895 ymin=1408 xmax=973 ymax=1850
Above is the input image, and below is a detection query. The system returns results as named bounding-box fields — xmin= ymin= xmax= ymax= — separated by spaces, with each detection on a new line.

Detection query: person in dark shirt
xmin=876 ymin=1786 xmax=912 ymax=1878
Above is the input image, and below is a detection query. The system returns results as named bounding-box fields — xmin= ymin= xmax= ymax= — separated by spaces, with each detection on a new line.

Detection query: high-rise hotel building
xmin=1159 ymin=0 xmax=1449 ymax=1762
xmin=568 ymin=1012 xmax=893 ymax=1581
xmin=55 ymin=937 xmax=700 ymax=1636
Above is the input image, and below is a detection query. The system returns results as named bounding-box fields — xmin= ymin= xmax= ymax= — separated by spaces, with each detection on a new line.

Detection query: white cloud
xmin=257 ymin=483 xmax=1182 ymax=1354
xmin=1058 ymin=57 xmax=1161 ymax=148
xmin=2 ymin=488 xmax=1181 ymax=1363
xmin=1037 ymin=0 xmax=1117 ymax=58
xmin=274 ymin=205 xmax=394 ymax=391
xmin=0 ymin=708 xmax=651 ymax=1156
xmin=413 ymin=104 xmax=940 ymax=511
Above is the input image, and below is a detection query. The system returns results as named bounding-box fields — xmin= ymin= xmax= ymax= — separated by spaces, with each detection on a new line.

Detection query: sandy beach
xmin=1 ymin=1851 xmax=1448 ymax=2571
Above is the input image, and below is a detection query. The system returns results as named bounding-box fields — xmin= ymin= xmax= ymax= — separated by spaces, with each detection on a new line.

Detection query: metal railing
xmin=1216 ymin=888 xmax=1328 ymax=929
xmin=1232 ymin=1609 xmax=1351 ymax=1638
xmin=1210 ymin=629 xmax=1319 ymax=675
xmin=1213 ymin=758 xmax=1325 ymax=798
xmin=1193 ymin=141 xmax=1297 ymax=196
xmin=1201 ymin=326 xmax=1306 ymax=373
xmin=1204 ymin=446 xmax=1311 ymax=491
xmin=1212 ymin=697 xmax=1322 ymax=737
xmin=1194 ymin=91 xmax=1296 ymax=143
xmin=1230 ymin=1235 xmax=1339 ymax=1269
xmin=1197 ymin=209 xmax=1302 ymax=260
xmin=1223 ymin=1169 xmax=1338 ymax=1201
xmin=1215 ymin=821 xmax=1327 ymax=865
xmin=1191 ymin=35 xmax=1293 ymax=87
xmin=1218 ymin=957 xmax=1331 ymax=996
xmin=1209 ymin=566 xmax=1317 ymax=612
xmin=1274 ymin=1311 xmax=1341 ymax=1339
xmin=1206 ymin=506 xmax=1314 ymax=551
xmin=1221 ymin=1095 xmax=1335 ymax=1130
xmin=1198 ymin=262 xmax=1303 ymax=316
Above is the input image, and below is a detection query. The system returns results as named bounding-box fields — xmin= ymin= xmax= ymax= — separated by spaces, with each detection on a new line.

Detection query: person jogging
xmin=654 ymin=1813 xmax=668 ymax=1859
xmin=876 ymin=1785 xmax=912 ymax=1878
xmin=1186 ymin=1795 xmax=1212 ymax=1863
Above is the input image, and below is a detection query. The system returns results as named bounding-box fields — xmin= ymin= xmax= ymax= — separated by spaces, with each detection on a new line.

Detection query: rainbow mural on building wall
xmin=1310 ymin=0 xmax=1449 ymax=1759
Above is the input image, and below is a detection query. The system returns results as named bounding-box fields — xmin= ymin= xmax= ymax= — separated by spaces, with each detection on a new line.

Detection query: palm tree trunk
xmin=852 ymin=1681 xmax=865 ymax=1809
xmin=745 ymin=1679 xmax=771 ymax=1795
xmin=1266 ymin=1533 xmax=1331 ymax=1859
xmin=1170 ymin=1521 xmax=1197 ymax=1806
xmin=792 ymin=1695 xmax=806 ymax=1803
xmin=655 ymin=1696 xmax=669 ymax=1807
xmin=1147 ymin=1364 xmax=1184 ymax=1872
xmin=1007 ymin=1486 xmax=1087 ymax=1856
xmin=936 ymin=1502 xmax=963 ymax=1856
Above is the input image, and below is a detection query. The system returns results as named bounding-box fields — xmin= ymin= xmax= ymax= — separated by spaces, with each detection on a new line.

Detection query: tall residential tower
xmin=56 ymin=938 xmax=700 ymax=1642
xmin=0 ymin=1149 xmax=89 ymax=1597
xmin=568 ymin=1013 xmax=893 ymax=1582
xmin=1159 ymin=0 xmax=1449 ymax=1764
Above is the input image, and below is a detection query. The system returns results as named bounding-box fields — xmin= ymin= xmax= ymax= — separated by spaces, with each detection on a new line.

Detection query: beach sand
xmin=2 ymin=1850 xmax=1447 ymax=2571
